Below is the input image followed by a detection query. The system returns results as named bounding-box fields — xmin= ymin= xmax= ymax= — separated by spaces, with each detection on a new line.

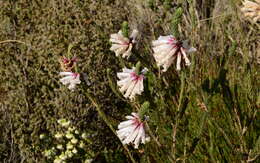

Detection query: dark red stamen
xmin=130 ymin=72 xmax=143 ymax=81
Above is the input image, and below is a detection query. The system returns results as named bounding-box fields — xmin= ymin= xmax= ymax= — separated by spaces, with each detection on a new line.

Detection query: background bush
xmin=0 ymin=0 xmax=259 ymax=162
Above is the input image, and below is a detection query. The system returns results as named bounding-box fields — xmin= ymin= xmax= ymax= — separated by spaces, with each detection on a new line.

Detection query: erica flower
xmin=116 ymin=112 xmax=150 ymax=149
xmin=152 ymin=35 xmax=196 ymax=71
xmin=117 ymin=67 xmax=146 ymax=100
xmin=59 ymin=72 xmax=81 ymax=90
xmin=110 ymin=29 xmax=138 ymax=58
xmin=241 ymin=0 xmax=260 ymax=22
xmin=58 ymin=119 xmax=71 ymax=127
xmin=59 ymin=56 xmax=77 ymax=72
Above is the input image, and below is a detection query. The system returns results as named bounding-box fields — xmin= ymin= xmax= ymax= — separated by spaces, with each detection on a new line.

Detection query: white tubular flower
xmin=65 ymin=133 xmax=74 ymax=139
xmin=71 ymin=138 xmax=78 ymax=144
xmin=116 ymin=112 xmax=149 ymax=149
xmin=72 ymin=148 xmax=78 ymax=154
xmin=241 ymin=0 xmax=260 ymax=22
xmin=66 ymin=143 xmax=74 ymax=150
xmin=59 ymin=153 xmax=67 ymax=160
xmin=55 ymin=133 xmax=63 ymax=139
xmin=81 ymin=133 xmax=87 ymax=139
xmin=84 ymin=159 xmax=93 ymax=163
xmin=152 ymin=35 xmax=196 ymax=71
xmin=54 ymin=158 xmax=62 ymax=163
xmin=79 ymin=141 xmax=85 ymax=148
xmin=56 ymin=144 xmax=63 ymax=150
xmin=110 ymin=29 xmax=138 ymax=58
xmin=39 ymin=134 xmax=45 ymax=139
xmin=59 ymin=72 xmax=81 ymax=90
xmin=65 ymin=150 xmax=73 ymax=158
xmin=117 ymin=67 xmax=147 ymax=100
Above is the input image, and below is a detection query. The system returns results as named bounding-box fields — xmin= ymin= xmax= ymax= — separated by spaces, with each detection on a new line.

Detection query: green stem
xmin=67 ymin=44 xmax=74 ymax=58
xmin=172 ymin=72 xmax=185 ymax=159
xmin=118 ymin=55 xmax=126 ymax=68
xmin=106 ymin=68 xmax=126 ymax=101
xmin=0 ymin=40 xmax=26 ymax=45
xmin=178 ymin=72 xmax=185 ymax=112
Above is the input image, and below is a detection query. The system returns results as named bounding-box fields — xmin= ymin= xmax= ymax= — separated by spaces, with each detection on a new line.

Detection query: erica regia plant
xmin=1 ymin=0 xmax=259 ymax=162
xmin=105 ymin=7 xmax=198 ymax=160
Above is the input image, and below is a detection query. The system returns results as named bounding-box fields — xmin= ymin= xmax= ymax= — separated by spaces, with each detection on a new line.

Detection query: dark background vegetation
xmin=0 ymin=0 xmax=259 ymax=162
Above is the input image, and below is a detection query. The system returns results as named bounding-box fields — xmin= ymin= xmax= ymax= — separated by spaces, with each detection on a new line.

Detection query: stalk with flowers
xmin=1 ymin=0 xmax=258 ymax=162
xmin=104 ymin=5 xmax=197 ymax=159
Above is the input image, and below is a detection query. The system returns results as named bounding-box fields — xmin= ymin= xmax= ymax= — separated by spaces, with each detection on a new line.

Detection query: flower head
xmin=55 ymin=133 xmax=63 ymax=139
xmin=56 ymin=144 xmax=63 ymax=150
xmin=39 ymin=134 xmax=46 ymax=139
xmin=117 ymin=67 xmax=147 ymax=100
xmin=59 ymin=152 xmax=67 ymax=160
xmin=65 ymin=133 xmax=74 ymax=139
xmin=71 ymin=138 xmax=78 ymax=144
xmin=110 ymin=29 xmax=138 ymax=58
xmin=54 ymin=158 xmax=62 ymax=163
xmin=72 ymin=148 xmax=78 ymax=154
xmin=241 ymin=0 xmax=260 ymax=22
xmin=152 ymin=35 xmax=196 ymax=72
xmin=116 ymin=112 xmax=149 ymax=149
xmin=58 ymin=119 xmax=71 ymax=127
xmin=59 ymin=72 xmax=81 ymax=90
xmin=59 ymin=56 xmax=77 ymax=72
xmin=66 ymin=143 xmax=74 ymax=150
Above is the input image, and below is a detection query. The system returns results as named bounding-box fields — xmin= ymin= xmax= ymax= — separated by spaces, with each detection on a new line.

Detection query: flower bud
xmin=59 ymin=153 xmax=67 ymax=160
xmin=65 ymin=150 xmax=73 ymax=158
xmin=72 ymin=148 xmax=78 ymax=154
xmin=71 ymin=138 xmax=78 ymax=144
xmin=54 ymin=158 xmax=62 ymax=163
xmin=74 ymin=130 xmax=79 ymax=134
xmin=79 ymin=141 xmax=85 ymax=148
xmin=68 ymin=126 xmax=76 ymax=132
xmin=55 ymin=133 xmax=63 ymax=139
xmin=56 ymin=144 xmax=63 ymax=150
xmin=39 ymin=134 xmax=45 ymax=139
xmin=58 ymin=119 xmax=71 ymax=127
xmin=65 ymin=133 xmax=74 ymax=139
xmin=81 ymin=133 xmax=87 ymax=139
xmin=66 ymin=143 xmax=74 ymax=150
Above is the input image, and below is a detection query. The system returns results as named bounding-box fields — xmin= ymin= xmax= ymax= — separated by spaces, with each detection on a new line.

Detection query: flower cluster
xmin=152 ymin=35 xmax=196 ymax=71
xmin=108 ymin=23 xmax=197 ymax=148
xmin=41 ymin=119 xmax=93 ymax=163
xmin=117 ymin=67 xmax=147 ymax=100
xmin=59 ymin=56 xmax=77 ymax=72
xmin=116 ymin=112 xmax=150 ymax=149
xmin=56 ymin=21 xmax=197 ymax=150
xmin=59 ymin=72 xmax=81 ymax=90
xmin=110 ymin=29 xmax=138 ymax=59
xmin=59 ymin=56 xmax=81 ymax=91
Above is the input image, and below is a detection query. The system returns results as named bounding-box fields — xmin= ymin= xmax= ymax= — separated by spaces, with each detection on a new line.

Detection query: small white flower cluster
xmin=43 ymin=147 xmax=56 ymax=159
xmin=41 ymin=119 xmax=93 ymax=163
